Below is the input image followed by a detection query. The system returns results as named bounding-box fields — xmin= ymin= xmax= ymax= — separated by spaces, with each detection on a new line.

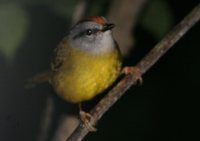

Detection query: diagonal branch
xmin=66 ymin=3 xmax=200 ymax=141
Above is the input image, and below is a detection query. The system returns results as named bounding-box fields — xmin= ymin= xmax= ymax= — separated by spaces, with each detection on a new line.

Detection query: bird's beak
xmin=102 ymin=23 xmax=115 ymax=32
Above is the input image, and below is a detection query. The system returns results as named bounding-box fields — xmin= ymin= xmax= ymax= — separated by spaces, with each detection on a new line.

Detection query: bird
xmin=29 ymin=16 xmax=141 ymax=131
xmin=51 ymin=16 xmax=122 ymax=130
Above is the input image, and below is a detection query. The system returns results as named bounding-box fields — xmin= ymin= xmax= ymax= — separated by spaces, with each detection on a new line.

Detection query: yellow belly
xmin=51 ymin=47 xmax=121 ymax=103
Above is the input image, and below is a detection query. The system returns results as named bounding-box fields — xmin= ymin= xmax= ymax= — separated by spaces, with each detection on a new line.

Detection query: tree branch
xmin=66 ymin=3 xmax=200 ymax=141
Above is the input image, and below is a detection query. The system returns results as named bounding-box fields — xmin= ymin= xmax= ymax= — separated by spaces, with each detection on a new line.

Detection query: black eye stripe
xmin=73 ymin=28 xmax=99 ymax=39
xmin=86 ymin=28 xmax=99 ymax=35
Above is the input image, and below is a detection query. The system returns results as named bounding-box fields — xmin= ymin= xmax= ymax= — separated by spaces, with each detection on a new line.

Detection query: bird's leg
xmin=79 ymin=103 xmax=97 ymax=132
xmin=121 ymin=66 xmax=143 ymax=84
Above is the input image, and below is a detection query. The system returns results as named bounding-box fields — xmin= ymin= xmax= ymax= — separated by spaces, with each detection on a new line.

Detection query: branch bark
xmin=66 ymin=3 xmax=200 ymax=141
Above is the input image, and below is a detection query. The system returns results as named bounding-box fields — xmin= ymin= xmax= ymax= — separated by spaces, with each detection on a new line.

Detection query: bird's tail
xmin=25 ymin=70 xmax=51 ymax=88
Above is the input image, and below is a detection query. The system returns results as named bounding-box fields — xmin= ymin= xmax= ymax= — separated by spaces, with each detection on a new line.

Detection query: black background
xmin=0 ymin=1 xmax=199 ymax=141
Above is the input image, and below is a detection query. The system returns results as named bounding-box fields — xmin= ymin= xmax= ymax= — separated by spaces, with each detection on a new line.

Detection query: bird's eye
xmin=86 ymin=29 xmax=92 ymax=36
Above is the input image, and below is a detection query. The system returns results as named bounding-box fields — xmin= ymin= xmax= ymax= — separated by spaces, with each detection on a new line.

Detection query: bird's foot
xmin=79 ymin=110 xmax=97 ymax=132
xmin=122 ymin=66 xmax=143 ymax=85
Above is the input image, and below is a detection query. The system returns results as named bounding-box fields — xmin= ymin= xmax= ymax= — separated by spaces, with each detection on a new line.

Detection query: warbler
xmin=30 ymin=16 xmax=129 ymax=130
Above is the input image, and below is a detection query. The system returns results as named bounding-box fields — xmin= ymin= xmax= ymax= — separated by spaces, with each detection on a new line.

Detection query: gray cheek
xmin=85 ymin=35 xmax=96 ymax=42
xmin=73 ymin=35 xmax=96 ymax=51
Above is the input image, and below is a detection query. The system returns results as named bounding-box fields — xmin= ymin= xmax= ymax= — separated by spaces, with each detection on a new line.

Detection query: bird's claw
xmin=79 ymin=110 xmax=97 ymax=132
xmin=122 ymin=66 xmax=143 ymax=85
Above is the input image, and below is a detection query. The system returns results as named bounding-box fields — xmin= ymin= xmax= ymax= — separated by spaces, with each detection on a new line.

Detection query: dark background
xmin=0 ymin=0 xmax=199 ymax=141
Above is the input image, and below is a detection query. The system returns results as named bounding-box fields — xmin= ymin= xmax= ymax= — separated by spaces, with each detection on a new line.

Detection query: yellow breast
xmin=51 ymin=46 xmax=121 ymax=103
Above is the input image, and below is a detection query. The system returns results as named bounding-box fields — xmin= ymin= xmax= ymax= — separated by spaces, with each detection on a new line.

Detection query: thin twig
xmin=66 ymin=3 xmax=200 ymax=141
xmin=36 ymin=96 xmax=54 ymax=141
